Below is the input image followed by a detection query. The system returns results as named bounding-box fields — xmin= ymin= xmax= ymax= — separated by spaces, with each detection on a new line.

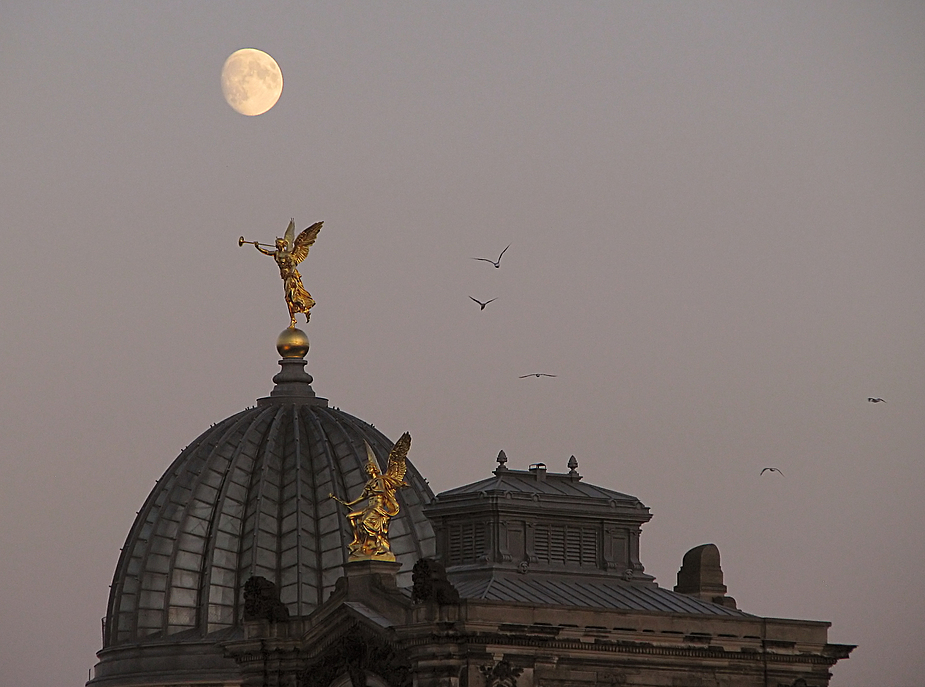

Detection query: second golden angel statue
xmin=330 ymin=433 xmax=411 ymax=561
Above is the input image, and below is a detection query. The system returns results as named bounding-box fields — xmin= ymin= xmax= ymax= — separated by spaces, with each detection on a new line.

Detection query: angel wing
xmin=385 ymin=432 xmax=411 ymax=485
xmin=283 ymin=219 xmax=296 ymax=251
xmin=363 ymin=441 xmax=383 ymax=478
xmin=291 ymin=221 xmax=323 ymax=264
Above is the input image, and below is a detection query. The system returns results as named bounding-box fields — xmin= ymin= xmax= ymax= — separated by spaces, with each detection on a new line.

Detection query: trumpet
xmin=238 ymin=236 xmax=276 ymax=249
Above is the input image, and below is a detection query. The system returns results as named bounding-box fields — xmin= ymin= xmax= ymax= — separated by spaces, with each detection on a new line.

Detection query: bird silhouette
xmin=469 ymin=296 xmax=497 ymax=311
xmin=868 ymin=397 xmax=887 ymax=403
xmin=519 ymin=373 xmax=557 ymax=378
xmin=760 ymin=467 xmax=784 ymax=476
xmin=472 ymin=244 xmax=511 ymax=268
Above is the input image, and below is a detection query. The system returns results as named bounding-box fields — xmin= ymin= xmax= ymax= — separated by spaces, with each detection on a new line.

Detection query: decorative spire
xmin=495 ymin=450 xmax=509 ymax=473
xmin=258 ymin=328 xmax=327 ymax=406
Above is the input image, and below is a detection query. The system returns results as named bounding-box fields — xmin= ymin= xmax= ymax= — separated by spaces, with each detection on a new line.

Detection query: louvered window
xmin=533 ymin=524 xmax=598 ymax=566
xmin=447 ymin=523 xmax=486 ymax=564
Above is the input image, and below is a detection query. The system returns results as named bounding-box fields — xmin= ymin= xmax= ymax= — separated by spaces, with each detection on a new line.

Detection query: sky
xmin=0 ymin=3 xmax=923 ymax=685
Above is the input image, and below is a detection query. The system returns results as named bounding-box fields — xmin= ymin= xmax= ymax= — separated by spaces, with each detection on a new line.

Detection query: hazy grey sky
xmin=1 ymin=3 xmax=923 ymax=685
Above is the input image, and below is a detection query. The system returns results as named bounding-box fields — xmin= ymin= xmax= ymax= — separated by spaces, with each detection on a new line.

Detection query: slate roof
xmin=435 ymin=468 xmax=643 ymax=507
xmin=105 ymin=380 xmax=436 ymax=647
xmin=452 ymin=574 xmax=751 ymax=617
xmin=343 ymin=601 xmax=396 ymax=629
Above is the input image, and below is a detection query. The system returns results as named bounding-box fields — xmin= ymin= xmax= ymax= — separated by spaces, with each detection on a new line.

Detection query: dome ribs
xmin=134 ymin=425 xmax=218 ymax=638
xmin=315 ymin=407 xmax=365 ymax=592
xmin=240 ymin=406 xmax=286 ymax=586
xmin=279 ymin=405 xmax=309 ymax=615
xmin=108 ymin=415 xmax=233 ymax=644
xmin=201 ymin=406 xmax=275 ymax=633
xmin=162 ymin=410 xmax=260 ymax=637
xmin=104 ymin=402 xmax=437 ymax=653
xmin=301 ymin=408 xmax=334 ymax=610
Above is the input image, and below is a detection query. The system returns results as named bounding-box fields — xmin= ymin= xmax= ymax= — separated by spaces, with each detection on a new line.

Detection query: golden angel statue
xmin=330 ymin=433 xmax=411 ymax=561
xmin=240 ymin=219 xmax=323 ymax=327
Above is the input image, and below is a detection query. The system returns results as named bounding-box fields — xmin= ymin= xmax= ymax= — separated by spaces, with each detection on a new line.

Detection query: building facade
xmin=89 ymin=331 xmax=852 ymax=687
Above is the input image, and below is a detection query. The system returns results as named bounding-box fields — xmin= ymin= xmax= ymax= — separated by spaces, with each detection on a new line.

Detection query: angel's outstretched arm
xmin=254 ymin=245 xmax=275 ymax=256
xmin=330 ymin=492 xmax=366 ymax=507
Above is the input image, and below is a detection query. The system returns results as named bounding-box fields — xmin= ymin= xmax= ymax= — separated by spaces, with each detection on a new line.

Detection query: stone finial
xmin=479 ymin=660 xmax=523 ymax=687
xmin=411 ymin=558 xmax=460 ymax=604
xmin=266 ymin=328 xmax=322 ymax=403
xmin=568 ymin=455 xmax=579 ymax=476
xmin=243 ymin=575 xmax=290 ymax=622
xmin=674 ymin=543 xmax=737 ymax=609
xmin=495 ymin=450 xmax=509 ymax=472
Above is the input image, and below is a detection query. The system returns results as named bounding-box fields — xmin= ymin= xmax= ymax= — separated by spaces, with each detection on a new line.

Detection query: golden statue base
xmin=347 ymin=551 xmax=396 ymax=563
xmin=338 ymin=559 xmax=403 ymax=598
xmin=343 ymin=558 xmax=402 ymax=577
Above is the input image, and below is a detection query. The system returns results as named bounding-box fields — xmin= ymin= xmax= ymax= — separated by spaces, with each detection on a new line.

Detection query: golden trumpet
xmin=239 ymin=236 xmax=275 ymax=249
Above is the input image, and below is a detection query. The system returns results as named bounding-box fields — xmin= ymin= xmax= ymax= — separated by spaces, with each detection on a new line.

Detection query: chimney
xmin=528 ymin=463 xmax=547 ymax=482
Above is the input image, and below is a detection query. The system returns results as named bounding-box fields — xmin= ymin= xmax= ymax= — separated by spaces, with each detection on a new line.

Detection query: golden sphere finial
xmin=277 ymin=327 xmax=310 ymax=359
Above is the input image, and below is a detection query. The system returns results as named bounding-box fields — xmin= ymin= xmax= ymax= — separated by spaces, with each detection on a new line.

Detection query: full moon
xmin=221 ymin=48 xmax=283 ymax=116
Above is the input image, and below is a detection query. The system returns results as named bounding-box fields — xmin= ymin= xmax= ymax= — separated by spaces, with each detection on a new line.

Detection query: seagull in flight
xmin=519 ymin=373 xmax=557 ymax=378
xmin=760 ymin=467 xmax=784 ymax=476
xmin=473 ymin=244 xmax=511 ymax=268
xmin=469 ymin=296 xmax=497 ymax=311
xmin=868 ymin=397 xmax=887 ymax=403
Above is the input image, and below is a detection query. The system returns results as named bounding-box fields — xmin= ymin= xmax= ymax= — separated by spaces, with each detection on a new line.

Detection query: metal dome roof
xmin=103 ymin=335 xmax=436 ymax=649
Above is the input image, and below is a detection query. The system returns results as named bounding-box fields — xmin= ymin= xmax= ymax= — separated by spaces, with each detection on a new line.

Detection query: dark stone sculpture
xmin=479 ymin=660 xmax=523 ymax=687
xmin=411 ymin=558 xmax=460 ymax=604
xmin=674 ymin=544 xmax=737 ymax=609
xmin=298 ymin=626 xmax=411 ymax=687
xmin=242 ymin=575 xmax=290 ymax=622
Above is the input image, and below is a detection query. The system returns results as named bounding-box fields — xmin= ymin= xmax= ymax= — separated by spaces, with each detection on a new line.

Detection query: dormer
xmin=424 ymin=453 xmax=654 ymax=585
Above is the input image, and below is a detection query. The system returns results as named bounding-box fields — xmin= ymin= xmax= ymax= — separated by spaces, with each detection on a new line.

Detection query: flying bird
xmin=867 ymin=397 xmax=887 ymax=403
xmin=472 ymin=244 xmax=511 ymax=268
xmin=519 ymin=373 xmax=557 ymax=378
xmin=760 ymin=467 xmax=784 ymax=476
xmin=469 ymin=296 xmax=497 ymax=311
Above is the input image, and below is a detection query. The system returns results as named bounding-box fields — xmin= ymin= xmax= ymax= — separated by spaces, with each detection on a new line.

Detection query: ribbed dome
xmin=102 ymin=336 xmax=436 ymax=649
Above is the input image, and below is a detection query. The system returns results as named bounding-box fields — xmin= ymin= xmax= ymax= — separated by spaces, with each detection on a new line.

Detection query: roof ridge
xmin=483 ymin=574 xmax=496 ymax=598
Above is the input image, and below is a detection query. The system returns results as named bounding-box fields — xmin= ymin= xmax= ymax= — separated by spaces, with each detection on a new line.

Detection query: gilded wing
xmin=364 ymin=441 xmax=382 ymax=478
xmin=283 ymin=219 xmax=296 ymax=251
xmin=385 ymin=432 xmax=411 ymax=484
xmin=291 ymin=221 xmax=323 ymax=264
